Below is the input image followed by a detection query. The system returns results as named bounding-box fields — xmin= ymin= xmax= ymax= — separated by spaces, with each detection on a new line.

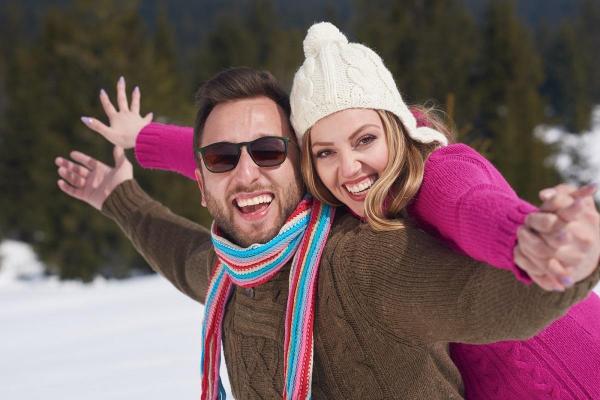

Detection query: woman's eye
xmin=357 ymin=134 xmax=376 ymax=146
xmin=316 ymin=150 xmax=332 ymax=159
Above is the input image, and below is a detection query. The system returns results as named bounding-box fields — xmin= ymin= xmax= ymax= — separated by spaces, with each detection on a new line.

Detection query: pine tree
xmin=0 ymin=0 xmax=205 ymax=280
xmin=477 ymin=0 xmax=558 ymax=202
xmin=541 ymin=21 xmax=591 ymax=132
xmin=576 ymin=0 xmax=600 ymax=105
xmin=191 ymin=0 xmax=302 ymax=91
xmin=353 ymin=0 xmax=479 ymax=141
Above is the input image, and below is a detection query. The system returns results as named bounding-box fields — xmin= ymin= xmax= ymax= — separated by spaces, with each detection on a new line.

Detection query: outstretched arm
xmin=339 ymin=221 xmax=600 ymax=345
xmin=55 ymin=148 xmax=213 ymax=303
xmin=409 ymin=144 xmax=599 ymax=291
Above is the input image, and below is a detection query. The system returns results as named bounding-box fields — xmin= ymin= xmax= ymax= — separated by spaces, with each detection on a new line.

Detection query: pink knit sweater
xmin=135 ymin=122 xmax=600 ymax=399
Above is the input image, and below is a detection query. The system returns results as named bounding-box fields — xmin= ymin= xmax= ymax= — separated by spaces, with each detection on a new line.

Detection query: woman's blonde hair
xmin=301 ymin=106 xmax=454 ymax=231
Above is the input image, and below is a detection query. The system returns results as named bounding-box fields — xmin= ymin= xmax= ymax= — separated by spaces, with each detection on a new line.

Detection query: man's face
xmin=196 ymin=96 xmax=304 ymax=246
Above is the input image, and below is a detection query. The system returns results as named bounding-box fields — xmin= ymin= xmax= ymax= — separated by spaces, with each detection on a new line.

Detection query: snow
xmin=0 ymin=240 xmax=232 ymax=400
xmin=536 ymin=105 xmax=600 ymax=199
xmin=1 ymin=238 xmax=599 ymax=400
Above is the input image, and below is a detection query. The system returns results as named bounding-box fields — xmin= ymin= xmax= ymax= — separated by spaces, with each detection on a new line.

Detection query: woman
xmin=77 ymin=23 xmax=600 ymax=399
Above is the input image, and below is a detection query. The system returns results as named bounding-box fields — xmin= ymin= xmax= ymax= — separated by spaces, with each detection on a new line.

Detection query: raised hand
xmin=81 ymin=76 xmax=153 ymax=149
xmin=55 ymin=146 xmax=133 ymax=210
xmin=514 ymin=184 xmax=600 ymax=291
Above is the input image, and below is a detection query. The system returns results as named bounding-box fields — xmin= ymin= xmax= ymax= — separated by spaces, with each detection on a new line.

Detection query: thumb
xmin=81 ymin=117 xmax=115 ymax=143
xmin=143 ymin=112 xmax=154 ymax=124
xmin=570 ymin=184 xmax=597 ymax=200
xmin=113 ymin=145 xmax=125 ymax=164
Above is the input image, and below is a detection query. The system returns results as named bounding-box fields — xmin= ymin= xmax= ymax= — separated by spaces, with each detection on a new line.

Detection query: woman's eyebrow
xmin=312 ymin=124 xmax=380 ymax=148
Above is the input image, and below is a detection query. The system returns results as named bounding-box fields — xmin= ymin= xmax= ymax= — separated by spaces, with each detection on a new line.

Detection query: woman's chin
xmin=345 ymin=202 xmax=365 ymax=219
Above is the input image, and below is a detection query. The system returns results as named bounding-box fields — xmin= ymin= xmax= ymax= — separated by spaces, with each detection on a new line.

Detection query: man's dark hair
xmin=193 ymin=67 xmax=292 ymax=162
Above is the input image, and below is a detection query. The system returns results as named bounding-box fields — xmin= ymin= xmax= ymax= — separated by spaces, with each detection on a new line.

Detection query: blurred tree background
xmin=0 ymin=0 xmax=599 ymax=281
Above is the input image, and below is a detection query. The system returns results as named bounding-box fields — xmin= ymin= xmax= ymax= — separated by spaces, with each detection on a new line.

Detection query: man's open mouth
xmin=234 ymin=193 xmax=274 ymax=215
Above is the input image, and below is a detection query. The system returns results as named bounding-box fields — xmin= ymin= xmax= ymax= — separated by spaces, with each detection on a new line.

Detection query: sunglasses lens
xmin=202 ymin=143 xmax=240 ymax=172
xmin=250 ymin=137 xmax=287 ymax=167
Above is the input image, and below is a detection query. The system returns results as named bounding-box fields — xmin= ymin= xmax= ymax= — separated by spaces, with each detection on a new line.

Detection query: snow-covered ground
xmin=0 ymin=240 xmax=232 ymax=400
xmin=1 ymin=239 xmax=599 ymax=400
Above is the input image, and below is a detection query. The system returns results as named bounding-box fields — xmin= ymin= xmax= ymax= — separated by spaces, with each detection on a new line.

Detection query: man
xmin=56 ymin=68 xmax=600 ymax=399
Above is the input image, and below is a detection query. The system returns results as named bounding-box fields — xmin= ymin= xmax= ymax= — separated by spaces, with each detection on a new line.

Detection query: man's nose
xmin=339 ymin=150 xmax=361 ymax=178
xmin=232 ymin=147 xmax=261 ymax=183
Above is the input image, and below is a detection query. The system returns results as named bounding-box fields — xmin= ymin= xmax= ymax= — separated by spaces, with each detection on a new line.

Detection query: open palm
xmin=55 ymin=146 xmax=133 ymax=210
xmin=81 ymin=76 xmax=153 ymax=149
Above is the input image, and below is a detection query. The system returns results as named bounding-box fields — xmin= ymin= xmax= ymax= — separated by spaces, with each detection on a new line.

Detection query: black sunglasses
xmin=196 ymin=136 xmax=291 ymax=173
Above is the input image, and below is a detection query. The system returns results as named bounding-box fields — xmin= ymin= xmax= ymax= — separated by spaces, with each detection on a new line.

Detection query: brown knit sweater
xmin=102 ymin=180 xmax=600 ymax=399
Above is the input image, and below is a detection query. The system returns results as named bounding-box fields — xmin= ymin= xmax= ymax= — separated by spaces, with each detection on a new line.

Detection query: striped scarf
xmin=201 ymin=197 xmax=335 ymax=400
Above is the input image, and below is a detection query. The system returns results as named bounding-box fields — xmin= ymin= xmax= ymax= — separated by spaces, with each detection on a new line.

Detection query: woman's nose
xmin=339 ymin=151 xmax=361 ymax=178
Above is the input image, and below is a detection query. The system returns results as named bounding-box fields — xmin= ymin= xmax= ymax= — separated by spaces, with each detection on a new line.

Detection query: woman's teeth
xmin=345 ymin=177 xmax=374 ymax=194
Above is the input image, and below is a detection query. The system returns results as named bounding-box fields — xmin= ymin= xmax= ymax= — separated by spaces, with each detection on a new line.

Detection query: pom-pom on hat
xmin=290 ymin=22 xmax=448 ymax=146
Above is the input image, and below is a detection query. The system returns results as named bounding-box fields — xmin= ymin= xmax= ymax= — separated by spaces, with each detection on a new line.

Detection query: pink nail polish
xmin=80 ymin=116 xmax=91 ymax=125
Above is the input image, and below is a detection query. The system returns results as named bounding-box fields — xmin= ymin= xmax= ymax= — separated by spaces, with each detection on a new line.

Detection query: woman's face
xmin=310 ymin=108 xmax=389 ymax=217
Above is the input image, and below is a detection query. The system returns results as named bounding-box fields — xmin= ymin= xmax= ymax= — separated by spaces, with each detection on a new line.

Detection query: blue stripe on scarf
xmin=205 ymin=198 xmax=334 ymax=400
xmin=211 ymin=214 xmax=310 ymax=258
xmin=285 ymin=205 xmax=333 ymax=395
xmin=200 ymin=265 xmax=227 ymax=371
xmin=223 ymin=235 xmax=303 ymax=282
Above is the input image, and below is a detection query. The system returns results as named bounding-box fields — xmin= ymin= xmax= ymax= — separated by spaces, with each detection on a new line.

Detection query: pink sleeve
xmin=408 ymin=144 xmax=538 ymax=284
xmin=134 ymin=122 xmax=197 ymax=181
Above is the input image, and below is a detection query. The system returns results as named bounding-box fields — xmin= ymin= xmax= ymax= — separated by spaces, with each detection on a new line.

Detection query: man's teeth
xmin=345 ymin=177 xmax=374 ymax=194
xmin=236 ymin=194 xmax=273 ymax=208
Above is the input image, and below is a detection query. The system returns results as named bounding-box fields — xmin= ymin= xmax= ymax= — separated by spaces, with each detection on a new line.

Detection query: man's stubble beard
xmin=204 ymin=176 xmax=305 ymax=247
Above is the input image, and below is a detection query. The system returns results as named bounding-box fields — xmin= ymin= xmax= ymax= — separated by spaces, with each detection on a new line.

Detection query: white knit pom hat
xmin=290 ymin=22 xmax=448 ymax=146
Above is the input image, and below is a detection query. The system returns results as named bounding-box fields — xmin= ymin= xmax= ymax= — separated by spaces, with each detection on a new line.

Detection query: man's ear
xmin=194 ymin=168 xmax=207 ymax=207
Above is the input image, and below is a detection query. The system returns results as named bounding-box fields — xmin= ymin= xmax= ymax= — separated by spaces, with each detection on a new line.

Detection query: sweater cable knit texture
xmin=134 ymin=123 xmax=600 ymax=399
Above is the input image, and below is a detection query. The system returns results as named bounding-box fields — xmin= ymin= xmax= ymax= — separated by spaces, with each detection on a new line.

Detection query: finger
xmin=99 ymin=88 xmax=117 ymax=117
xmin=568 ymin=184 xmax=598 ymax=200
xmin=70 ymin=150 xmax=101 ymax=170
xmin=514 ymin=247 xmax=565 ymax=290
xmin=556 ymin=197 xmax=585 ymax=222
xmin=80 ymin=116 xmax=113 ymax=139
xmin=567 ymin=222 xmax=598 ymax=253
xmin=130 ymin=86 xmax=140 ymax=114
xmin=513 ymin=244 xmax=548 ymax=276
xmin=517 ymin=226 xmax=557 ymax=259
xmin=525 ymin=212 xmax=564 ymax=234
xmin=530 ymin=274 xmax=563 ymax=292
xmin=58 ymin=179 xmax=84 ymax=201
xmin=537 ymin=227 xmax=571 ymax=249
xmin=54 ymin=157 xmax=90 ymax=178
xmin=570 ymin=185 xmax=598 ymax=209
xmin=55 ymin=156 xmax=71 ymax=168
xmin=113 ymin=146 xmax=125 ymax=164
xmin=539 ymin=183 xmax=577 ymax=202
xmin=554 ymin=246 xmax=585 ymax=267
xmin=58 ymin=166 xmax=86 ymax=188
xmin=143 ymin=112 xmax=154 ymax=124
xmin=116 ymin=76 xmax=129 ymax=112
xmin=540 ymin=192 xmax=576 ymax=213
xmin=545 ymin=257 xmax=570 ymax=277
